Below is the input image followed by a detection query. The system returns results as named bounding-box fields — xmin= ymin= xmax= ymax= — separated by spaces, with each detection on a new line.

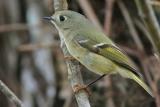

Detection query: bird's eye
xmin=59 ymin=15 xmax=66 ymax=22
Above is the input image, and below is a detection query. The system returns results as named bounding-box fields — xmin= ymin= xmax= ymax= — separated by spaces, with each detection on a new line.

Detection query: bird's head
xmin=43 ymin=10 xmax=87 ymax=32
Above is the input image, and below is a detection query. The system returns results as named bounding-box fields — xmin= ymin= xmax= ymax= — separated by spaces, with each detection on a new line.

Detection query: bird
xmin=43 ymin=10 xmax=153 ymax=97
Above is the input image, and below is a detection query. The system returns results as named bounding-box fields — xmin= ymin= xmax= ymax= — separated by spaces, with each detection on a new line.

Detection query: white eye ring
xmin=59 ymin=15 xmax=67 ymax=22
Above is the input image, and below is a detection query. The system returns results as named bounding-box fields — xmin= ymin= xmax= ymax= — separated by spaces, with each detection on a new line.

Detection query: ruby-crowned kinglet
xmin=44 ymin=10 xmax=153 ymax=97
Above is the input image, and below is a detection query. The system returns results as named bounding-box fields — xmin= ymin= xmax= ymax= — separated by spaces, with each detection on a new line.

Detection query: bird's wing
xmin=74 ymin=35 xmax=142 ymax=77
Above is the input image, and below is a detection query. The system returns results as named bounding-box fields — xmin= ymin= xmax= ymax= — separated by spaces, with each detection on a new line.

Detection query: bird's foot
xmin=73 ymin=84 xmax=91 ymax=96
xmin=64 ymin=56 xmax=75 ymax=61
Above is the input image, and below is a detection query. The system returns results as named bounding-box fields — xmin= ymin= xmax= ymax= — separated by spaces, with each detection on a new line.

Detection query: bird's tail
xmin=118 ymin=68 xmax=154 ymax=97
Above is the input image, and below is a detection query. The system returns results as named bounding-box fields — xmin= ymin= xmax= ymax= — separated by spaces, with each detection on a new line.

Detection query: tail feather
xmin=118 ymin=69 xmax=154 ymax=97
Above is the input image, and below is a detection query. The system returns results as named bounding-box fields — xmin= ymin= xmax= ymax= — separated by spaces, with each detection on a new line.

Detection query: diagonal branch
xmin=0 ymin=80 xmax=24 ymax=107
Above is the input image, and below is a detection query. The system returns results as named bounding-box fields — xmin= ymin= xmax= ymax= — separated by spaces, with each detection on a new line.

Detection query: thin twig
xmin=105 ymin=77 xmax=115 ymax=107
xmin=17 ymin=42 xmax=59 ymax=52
xmin=103 ymin=1 xmax=116 ymax=107
xmin=134 ymin=19 xmax=157 ymax=53
xmin=0 ymin=23 xmax=57 ymax=33
xmin=53 ymin=0 xmax=91 ymax=107
xmin=118 ymin=45 xmax=140 ymax=57
xmin=0 ymin=80 xmax=24 ymax=107
xmin=0 ymin=23 xmax=28 ymax=32
xmin=104 ymin=0 xmax=115 ymax=35
xmin=141 ymin=58 xmax=160 ymax=107
xmin=135 ymin=0 xmax=160 ymax=57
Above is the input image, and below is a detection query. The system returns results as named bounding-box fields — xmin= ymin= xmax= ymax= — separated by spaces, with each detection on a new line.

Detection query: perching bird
xmin=44 ymin=10 xmax=153 ymax=97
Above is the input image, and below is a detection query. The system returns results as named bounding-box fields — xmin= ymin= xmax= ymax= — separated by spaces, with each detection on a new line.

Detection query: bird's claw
xmin=73 ymin=84 xmax=91 ymax=96
xmin=64 ymin=56 xmax=75 ymax=61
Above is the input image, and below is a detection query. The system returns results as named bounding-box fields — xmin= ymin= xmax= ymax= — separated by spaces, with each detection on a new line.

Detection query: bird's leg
xmin=64 ymin=56 xmax=75 ymax=61
xmin=73 ymin=74 xmax=106 ymax=95
xmin=86 ymin=74 xmax=106 ymax=87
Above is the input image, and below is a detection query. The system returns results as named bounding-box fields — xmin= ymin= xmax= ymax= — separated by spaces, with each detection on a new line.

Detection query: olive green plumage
xmin=47 ymin=10 xmax=153 ymax=97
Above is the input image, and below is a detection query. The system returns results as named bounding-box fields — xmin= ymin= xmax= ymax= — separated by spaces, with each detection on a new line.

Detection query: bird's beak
xmin=42 ymin=16 xmax=54 ymax=21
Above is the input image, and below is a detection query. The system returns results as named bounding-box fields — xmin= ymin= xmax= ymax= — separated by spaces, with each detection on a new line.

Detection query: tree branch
xmin=0 ymin=80 xmax=24 ymax=107
xmin=53 ymin=0 xmax=91 ymax=107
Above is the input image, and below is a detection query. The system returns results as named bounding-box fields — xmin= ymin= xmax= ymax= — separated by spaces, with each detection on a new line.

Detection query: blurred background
xmin=0 ymin=0 xmax=160 ymax=107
